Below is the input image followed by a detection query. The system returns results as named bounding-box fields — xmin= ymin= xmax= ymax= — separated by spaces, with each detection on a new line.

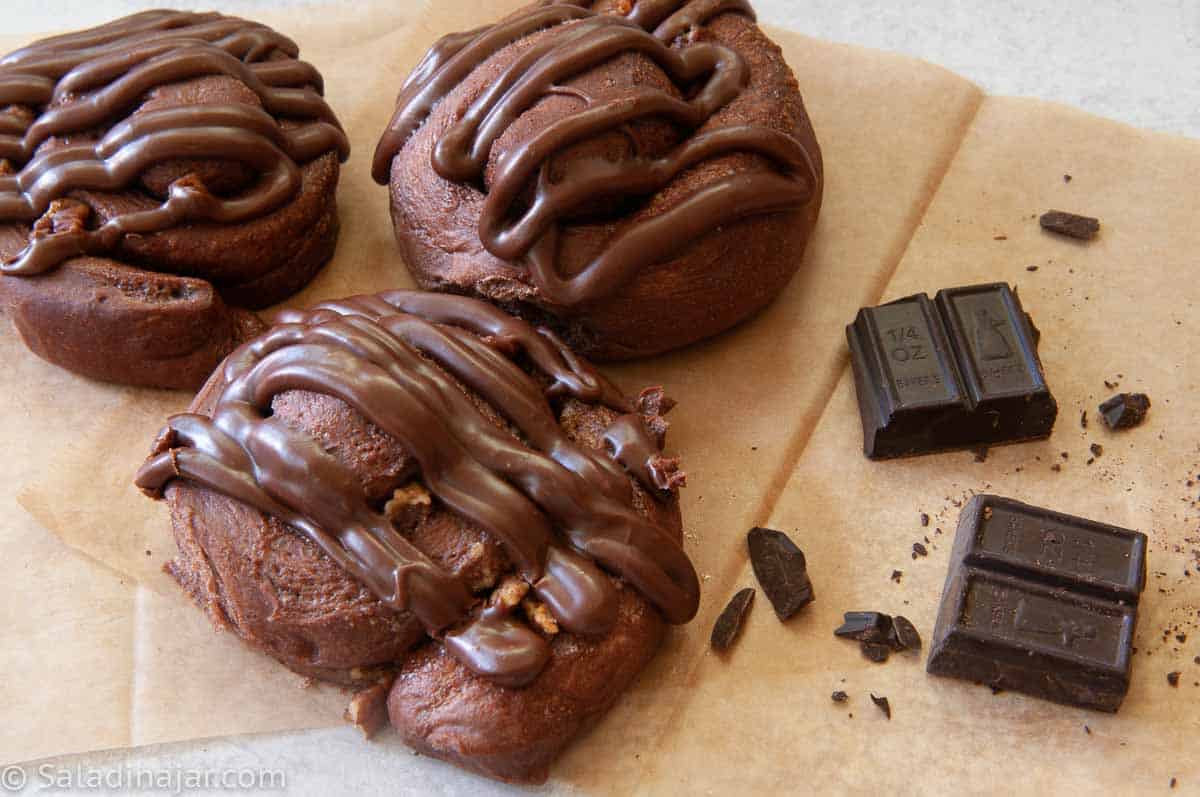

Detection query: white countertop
xmin=3 ymin=2 xmax=1197 ymax=795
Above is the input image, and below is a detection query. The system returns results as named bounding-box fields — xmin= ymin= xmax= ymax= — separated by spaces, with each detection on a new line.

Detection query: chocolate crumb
xmin=891 ymin=615 xmax=922 ymax=652
xmin=1090 ymin=443 xmax=1103 ymax=458
xmin=1051 ymin=464 xmax=1062 ymax=472
xmin=747 ymin=528 xmax=814 ymax=620
xmin=710 ymin=588 xmax=755 ymax=652
xmin=1061 ymin=451 xmax=1069 ymax=460
xmin=1080 ymin=410 xmax=1088 ymax=429
xmin=890 ymin=570 xmax=903 ymax=583
xmin=1064 ymin=174 xmax=1072 ymax=183
xmin=1167 ymin=671 xmax=1181 ymax=687
xmin=835 ymin=612 xmax=891 ymax=642
xmin=862 ymin=642 xmax=891 ymax=663
xmin=870 ymin=693 xmax=891 ymax=720
xmin=994 ymin=234 xmax=1007 ymax=241
xmin=1099 ymin=393 xmax=1152 ymax=430
xmin=831 ymin=690 xmax=849 ymax=703
xmin=1026 ymin=265 xmax=1039 ymax=272
xmin=1084 ymin=725 xmax=1091 ymax=735
xmin=920 ymin=512 xmax=930 ymax=527
xmin=913 ymin=542 xmax=928 ymax=558
xmin=1170 ymin=777 xmax=1177 ymax=789
xmin=1040 ymin=209 xmax=1100 ymax=240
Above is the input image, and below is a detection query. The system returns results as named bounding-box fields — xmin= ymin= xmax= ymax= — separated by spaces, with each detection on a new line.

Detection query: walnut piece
xmin=384 ymin=483 xmax=432 ymax=531
xmin=344 ymin=679 xmax=394 ymax=740
xmin=522 ymin=597 xmax=560 ymax=636
xmin=494 ymin=576 xmax=530 ymax=610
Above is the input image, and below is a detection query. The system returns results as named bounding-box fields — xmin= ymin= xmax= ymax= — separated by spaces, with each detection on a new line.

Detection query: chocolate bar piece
xmin=846 ymin=283 xmax=1057 ymax=459
xmin=927 ymin=495 xmax=1147 ymax=712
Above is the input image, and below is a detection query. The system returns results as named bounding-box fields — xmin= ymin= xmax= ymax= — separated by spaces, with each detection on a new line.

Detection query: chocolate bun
xmin=136 ymin=291 xmax=698 ymax=782
xmin=373 ymin=0 xmax=823 ymax=360
xmin=0 ymin=12 xmax=349 ymax=389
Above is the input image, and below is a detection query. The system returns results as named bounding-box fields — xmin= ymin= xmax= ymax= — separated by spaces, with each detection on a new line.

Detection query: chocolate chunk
xmin=747 ymin=528 xmax=814 ymax=620
xmin=710 ymin=588 xmax=755 ymax=651
xmin=846 ymin=283 xmax=1057 ymax=459
xmin=928 ymin=495 xmax=1147 ymax=712
xmin=1099 ymin=393 xmax=1151 ymax=430
xmin=870 ymin=693 xmax=891 ymax=719
xmin=862 ymin=642 xmax=891 ymax=663
xmin=913 ymin=542 xmax=928 ymax=558
xmin=831 ymin=690 xmax=849 ymax=703
xmin=1167 ymin=671 xmax=1181 ymax=687
xmin=1040 ymin=210 xmax=1100 ymax=240
xmin=891 ymin=615 xmax=922 ymax=652
xmin=835 ymin=611 xmax=891 ymax=642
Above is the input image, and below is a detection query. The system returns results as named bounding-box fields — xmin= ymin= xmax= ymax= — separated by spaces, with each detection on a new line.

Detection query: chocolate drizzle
xmin=0 ymin=11 xmax=349 ymax=275
xmin=371 ymin=0 xmax=817 ymax=306
xmin=136 ymin=291 xmax=699 ymax=687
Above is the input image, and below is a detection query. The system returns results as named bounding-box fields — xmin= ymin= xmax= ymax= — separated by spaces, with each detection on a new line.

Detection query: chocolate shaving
xmin=710 ymin=588 xmax=755 ymax=651
xmin=1040 ymin=210 xmax=1100 ymax=240
xmin=835 ymin=612 xmax=890 ymax=643
xmin=1099 ymin=393 xmax=1151 ymax=430
xmin=890 ymin=615 xmax=923 ymax=652
xmin=747 ymin=527 xmax=814 ymax=620
xmin=862 ymin=642 xmax=891 ymax=663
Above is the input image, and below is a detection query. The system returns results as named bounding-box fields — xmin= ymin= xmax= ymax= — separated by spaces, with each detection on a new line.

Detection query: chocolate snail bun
xmin=373 ymin=0 xmax=823 ymax=361
xmin=136 ymin=291 xmax=698 ymax=783
xmin=0 ymin=11 xmax=349 ymax=389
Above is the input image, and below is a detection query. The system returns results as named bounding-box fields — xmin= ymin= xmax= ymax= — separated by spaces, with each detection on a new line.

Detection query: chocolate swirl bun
xmin=136 ymin=291 xmax=697 ymax=782
xmin=373 ymin=0 xmax=822 ymax=360
xmin=0 ymin=11 xmax=349 ymax=389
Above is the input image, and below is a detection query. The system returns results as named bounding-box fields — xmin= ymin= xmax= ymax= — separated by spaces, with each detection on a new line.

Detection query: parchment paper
xmin=1 ymin=1 xmax=1196 ymax=792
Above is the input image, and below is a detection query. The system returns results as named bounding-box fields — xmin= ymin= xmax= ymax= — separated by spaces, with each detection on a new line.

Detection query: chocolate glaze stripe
xmin=0 ymin=11 xmax=348 ymax=276
xmin=372 ymin=0 xmax=816 ymax=306
xmin=371 ymin=3 xmax=594 ymax=181
xmin=137 ymin=291 xmax=699 ymax=687
xmin=632 ymin=0 xmax=756 ymax=39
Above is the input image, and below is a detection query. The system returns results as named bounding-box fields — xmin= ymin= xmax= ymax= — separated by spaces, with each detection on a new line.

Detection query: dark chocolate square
xmin=927 ymin=495 xmax=1147 ymax=712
